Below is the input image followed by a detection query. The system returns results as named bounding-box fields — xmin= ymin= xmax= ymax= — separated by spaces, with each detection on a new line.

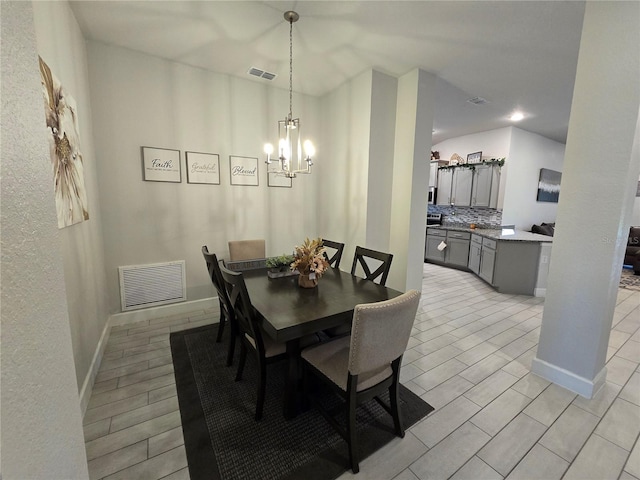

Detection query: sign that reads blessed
xmin=229 ymin=155 xmax=259 ymax=186
xmin=186 ymin=152 xmax=220 ymax=185
xmin=142 ymin=147 xmax=181 ymax=183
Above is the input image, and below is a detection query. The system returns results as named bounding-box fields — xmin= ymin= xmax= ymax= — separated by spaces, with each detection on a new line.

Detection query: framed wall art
xmin=141 ymin=147 xmax=181 ymax=183
xmin=467 ymin=151 xmax=482 ymax=164
xmin=229 ymin=155 xmax=259 ymax=186
xmin=39 ymin=56 xmax=90 ymax=229
xmin=186 ymin=151 xmax=220 ymax=185
xmin=537 ymin=168 xmax=562 ymax=203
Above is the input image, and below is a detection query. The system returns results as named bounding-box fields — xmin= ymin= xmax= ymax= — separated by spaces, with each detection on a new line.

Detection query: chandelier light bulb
xmin=303 ymin=140 xmax=315 ymax=158
xmin=510 ymin=111 xmax=524 ymax=122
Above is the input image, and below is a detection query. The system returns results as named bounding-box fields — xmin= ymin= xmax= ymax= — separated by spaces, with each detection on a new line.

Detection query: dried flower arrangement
xmin=290 ymin=237 xmax=330 ymax=280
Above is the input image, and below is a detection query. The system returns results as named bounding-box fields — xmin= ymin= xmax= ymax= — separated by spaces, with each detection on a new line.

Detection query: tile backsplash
xmin=428 ymin=205 xmax=502 ymax=229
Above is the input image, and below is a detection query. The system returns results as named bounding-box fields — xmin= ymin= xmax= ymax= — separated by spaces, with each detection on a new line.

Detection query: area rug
xmin=171 ymin=324 xmax=434 ymax=480
xmin=620 ymin=268 xmax=640 ymax=291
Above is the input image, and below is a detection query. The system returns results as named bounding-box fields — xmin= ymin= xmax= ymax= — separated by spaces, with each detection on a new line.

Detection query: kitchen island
xmin=426 ymin=225 xmax=553 ymax=296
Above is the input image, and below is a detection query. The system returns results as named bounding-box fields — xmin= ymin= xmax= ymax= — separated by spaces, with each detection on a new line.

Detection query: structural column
xmin=388 ymin=69 xmax=436 ymax=292
xmin=532 ymin=2 xmax=640 ymax=397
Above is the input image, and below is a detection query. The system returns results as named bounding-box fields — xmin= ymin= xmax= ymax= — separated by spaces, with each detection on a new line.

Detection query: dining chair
xmin=202 ymin=246 xmax=237 ymax=366
xmin=300 ymin=289 xmax=421 ymax=474
xmin=351 ymin=246 xmax=393 ymax=285
xmin=228 ymin=239 xmax=266 ymax=261
xmin=219 ymin=262 xmax=319 ymax=420
xmin=321 ymin=239 xmax=345 ymax=269
xmin=325 ymin=246 xmax=394 ymax=337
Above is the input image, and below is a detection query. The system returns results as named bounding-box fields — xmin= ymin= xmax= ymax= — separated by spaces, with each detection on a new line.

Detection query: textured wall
xmin=1 ymin=1 xmax=89 ymax=477
xmin=32 ymin=0 xmax=110 ymax=395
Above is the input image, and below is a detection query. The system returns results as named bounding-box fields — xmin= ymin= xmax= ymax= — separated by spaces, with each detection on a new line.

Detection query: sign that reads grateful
xmin=186 ymin=152 xmax=220 ymax=185
xmin=142 ymin=147 xmax=181 ymax=183
xmin=229 ymin=155 xmax=259 ymax=186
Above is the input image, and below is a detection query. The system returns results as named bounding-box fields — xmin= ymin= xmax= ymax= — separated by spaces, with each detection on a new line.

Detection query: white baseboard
xmin=534 ymin=287 xmax=547 ymax=297
xmin=531 ymin=356 xmax=607 ymax=399
xmin=109 ymin=297 xmax=217 ymax=327
xmin=80 ymin=296 xmax=217 ymax=419
xmin=79 ymin=318 xmax=110 ymax=416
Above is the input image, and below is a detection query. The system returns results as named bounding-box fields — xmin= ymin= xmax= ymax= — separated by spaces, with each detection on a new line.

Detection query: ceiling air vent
xmin=248 ymin=67 xmax=277 ymax=81
xmin=467 ymin=96 xmax=489 ymax=106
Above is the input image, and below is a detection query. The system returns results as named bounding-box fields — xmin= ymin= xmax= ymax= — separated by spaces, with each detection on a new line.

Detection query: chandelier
xmin=264 ymin=11 xmax=315 ymax=178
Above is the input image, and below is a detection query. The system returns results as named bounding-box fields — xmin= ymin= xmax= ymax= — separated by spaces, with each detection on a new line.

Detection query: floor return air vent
xmin=118 ymin=261 xmax=186 ymax=311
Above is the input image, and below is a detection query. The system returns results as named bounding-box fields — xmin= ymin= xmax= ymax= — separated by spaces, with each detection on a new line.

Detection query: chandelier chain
xmin=289 ymin=16 xmax=293 ymax=119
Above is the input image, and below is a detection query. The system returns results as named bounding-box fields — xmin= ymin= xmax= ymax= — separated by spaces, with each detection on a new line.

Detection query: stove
xmin=427 ymin=213 xmax=442 ymax=225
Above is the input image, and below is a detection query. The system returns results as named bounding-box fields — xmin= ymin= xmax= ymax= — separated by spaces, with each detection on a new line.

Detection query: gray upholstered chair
xmin=301 ymin=289 xmax=421 ymax=473
xmin=228 ymin=239 xmax=266 ymax=261
xmin=321 ymin=239 xmax=345 ymax=269
xmin=202 ymin=246 xmax=237 ymax=366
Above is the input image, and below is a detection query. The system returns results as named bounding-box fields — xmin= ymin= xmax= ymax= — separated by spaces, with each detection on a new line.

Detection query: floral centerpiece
xmin=290 ymin=237 xmax=330 ymax=288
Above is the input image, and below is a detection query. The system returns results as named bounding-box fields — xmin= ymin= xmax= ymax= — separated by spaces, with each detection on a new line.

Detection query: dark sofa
xmin=625 ymin=226 xmax=640 ymax=275
xmin=531 ymin=222 xmax=555 ymax=237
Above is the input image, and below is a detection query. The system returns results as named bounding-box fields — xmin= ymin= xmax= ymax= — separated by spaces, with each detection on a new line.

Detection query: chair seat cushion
xmin=246 ymin=332 xmax=319 ymax=358
xmin=301 ymin=336 xmax=392 ymax=392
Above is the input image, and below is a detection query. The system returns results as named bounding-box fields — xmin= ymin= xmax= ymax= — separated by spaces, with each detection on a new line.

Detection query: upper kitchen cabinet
xmin=451 ymin=167 xmax=473 ymax=206
xmin=429 ymin=160 xmax=448 ymax=188
xmin=471 ymin=163 xmax=501 ymax=208
xmin=436 ymin=168 xmax=453 ymax=205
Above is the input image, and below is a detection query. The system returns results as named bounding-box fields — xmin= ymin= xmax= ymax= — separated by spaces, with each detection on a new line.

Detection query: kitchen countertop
xmin=427 ymin=225 xmax=553 ymax=243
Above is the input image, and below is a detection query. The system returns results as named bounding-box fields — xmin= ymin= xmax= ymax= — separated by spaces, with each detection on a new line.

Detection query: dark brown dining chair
xmin=219 ymin=262 xmax=316 ymax=421
xmin=351 ymin=246 xmax=393 ymax=286
xmin=301 ymin=289 xmax=421 ymax=473
xmin=202 ymin=246 xmax=237 ymax=366
xmin=325 ymin=246 xmax=394 ymax=337
xmin=321 ymin=239 xmax=345 ymax=269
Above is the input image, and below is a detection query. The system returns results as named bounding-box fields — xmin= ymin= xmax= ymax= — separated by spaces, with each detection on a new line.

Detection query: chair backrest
xmin=348 ymin=289 xmax=421 ymax=376
xmin=322 ymin=239 xmax=345 ymax=269
xmin=228 ymin=239 xmax=266 ymax=261
xmin=218 ymin=261 xmax=266 ymax=355
xmin=350 ymin=246 xmax=393 ymax=285
xmin=202 ymin=246 xmax=234 ymax=323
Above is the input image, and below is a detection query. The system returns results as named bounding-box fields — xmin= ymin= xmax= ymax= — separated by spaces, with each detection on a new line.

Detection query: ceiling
xmin=69 ymin=1 xmax=586 ymax=145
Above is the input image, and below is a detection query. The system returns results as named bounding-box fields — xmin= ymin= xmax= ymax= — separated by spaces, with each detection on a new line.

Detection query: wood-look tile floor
xmin=83 ymin=263 xmax=640 ymax=480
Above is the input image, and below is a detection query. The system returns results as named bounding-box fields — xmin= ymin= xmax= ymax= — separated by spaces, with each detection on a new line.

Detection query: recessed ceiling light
xmin=510 ymin=111 xmax=525 ymax=122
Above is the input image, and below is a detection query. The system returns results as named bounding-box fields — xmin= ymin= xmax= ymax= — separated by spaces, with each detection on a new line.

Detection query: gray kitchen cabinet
xmin=471 ymin=164 xmax=500 ymax=208
xmin=479 ymin=237 xmax=542 ymax=295
xmin=479 ymin=237 xmax=496 ymax=284
xmin=452 ymin=167 xmax=473 ymax=206
xmin=436 ymin=169 xmax=453 ymax=205
xmin=425 ymin=228 xmax=470 ymax=267
xmin=445 ymin=231 xmax=471 ymax=267
xmin=429 ymin=160 xmax=447 ymax=188
xmin=425 ymin=228 xmax=446 ymax=261
xmin=468 ymin=234 xmax=482 ymax=274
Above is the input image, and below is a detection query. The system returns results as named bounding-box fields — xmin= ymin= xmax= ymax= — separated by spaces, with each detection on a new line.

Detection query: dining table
xmin=242 ymin=266 xmax=403 ymax=419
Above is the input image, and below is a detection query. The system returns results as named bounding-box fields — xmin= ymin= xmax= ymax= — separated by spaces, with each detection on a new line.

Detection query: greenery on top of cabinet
xmin=438 ymin=158 xmax=506 ymax=171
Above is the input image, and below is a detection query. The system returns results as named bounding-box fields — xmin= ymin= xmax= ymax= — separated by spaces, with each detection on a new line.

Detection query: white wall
xmin=86 ymin=42 xmax=320 ymax=312
xmin=32 ymin=2 xmax=111 ymax=397
xmin=366 ymin=70 xmax=398 ymax=252
xmin=318 ymin=70 xmax=375 ymax=269
xmin=1 ymin=1 xmax=89 ymax=477
xmin=502 ymin=128 xmax=566 ymax=230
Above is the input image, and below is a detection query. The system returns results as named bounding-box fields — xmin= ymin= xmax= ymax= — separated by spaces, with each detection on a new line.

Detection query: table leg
xmin=283 ymin=338 xmax=301 ymax=420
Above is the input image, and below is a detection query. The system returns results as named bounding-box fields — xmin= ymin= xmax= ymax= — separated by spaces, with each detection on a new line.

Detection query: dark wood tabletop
xmin=242 ymin=267 xmax=403 ymax=343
